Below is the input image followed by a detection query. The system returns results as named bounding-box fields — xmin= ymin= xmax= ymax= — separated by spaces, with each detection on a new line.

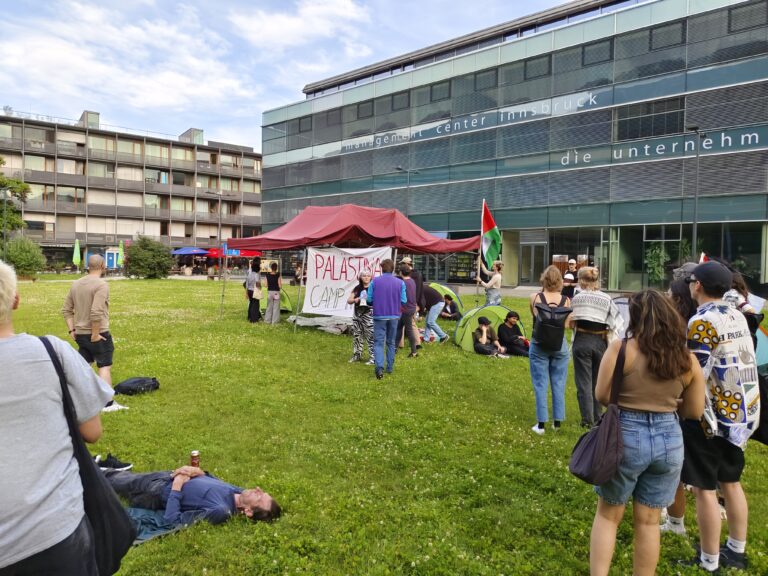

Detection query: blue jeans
xmin=595 ymin=411 xmax=683 ymax=508
xmin=529 ymin=339 xmax=570 ymax=423
xmin=373 ymin=318 xmax=399 ymax=373
xmin=424 ymin=303 xmax=446 ymax=341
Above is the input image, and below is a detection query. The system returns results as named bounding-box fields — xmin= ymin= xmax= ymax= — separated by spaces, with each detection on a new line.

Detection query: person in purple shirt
xmin=367 ymin=258 xmax=406 ymax=380
xmin=105 ymin=465 xmax=281 ymax=526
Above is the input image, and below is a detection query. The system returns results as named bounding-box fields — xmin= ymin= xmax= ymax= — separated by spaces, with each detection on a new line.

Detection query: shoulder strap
xmin=538 ymin=292 xmax=548 ymax=306
xmin=558 ymin=295 xmax=567 ymax=307
xmin=609 ymin=339 xmax=628 ymax=405
xmin=39 ymin=337 xmax=80 ymax=437
xmin=737 ymin=301 xmax=747 ymax=310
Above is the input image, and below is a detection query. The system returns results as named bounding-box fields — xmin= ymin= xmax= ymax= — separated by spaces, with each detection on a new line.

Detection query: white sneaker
xmin=660 ymin=520 xmax=686 ymax=535
xmin=102 ymin=401 xmax=129 ymax=413
xmin=497 ymin=353 xmax=510 ymax=359
xmin=531 ymin=424 xmax=545 ymax=435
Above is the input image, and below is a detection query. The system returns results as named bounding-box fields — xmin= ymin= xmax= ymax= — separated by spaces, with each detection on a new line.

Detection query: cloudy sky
xmin=1 ymin=0 xmax=566 ymax=151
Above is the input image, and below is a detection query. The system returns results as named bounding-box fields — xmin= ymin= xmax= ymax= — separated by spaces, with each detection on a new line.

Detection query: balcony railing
xmin=196 ymin=161 xmax=218 ymax=173
xmin=116 ymin=205 xmax=144 ymax=218
xmin=242 ymin=215 xmax=262 ymax=226
xmin=242 ymin=192 xmax=261 ymax=204
xmin=146 ymin=181 xmax=170 ymax=194
xmin=144 ymin=207 xmax=170 ymax=219
xmin=171 ymin=158 xmax=195 ymax=170
xmin=24 ymin=140 xmax=56 ymax=154
xmin=88 ymin=203 xmax=117 ymax=216
xmin=24 ymin=169 xmax=56 ymax=184
xmin=0 ymin=167 xmax=24 ymax=180
xmin=56 ymin=201 xmax=86 ymax=214
xmin=88 ymin=176 xmax=116 ymax=188
xmin=169 ymin=210 xmax=196 ymax=221
xmin=145 ymin=154 xmax=169 ymax=167
xmin=0 ymin=136 xmax=23 ymax=150
xmin=220 ymin=165 xmax=242 ymax=176
xmin=195 ymin=212 xmax=219 ymax=223
xmin=170 ymin=185 xmax=196 ymax=197
xmin=57 ymin=173 xmax=87 ymax=186
xmin=88 ymin=148 xmax=116 ymax=161
xmin=57 ymin=142 xmax=86 ymax=157
xmin=116 ymin=179 xmax=144 ymax=191
xmin=116 ymin=151 xmax=143 ymax=165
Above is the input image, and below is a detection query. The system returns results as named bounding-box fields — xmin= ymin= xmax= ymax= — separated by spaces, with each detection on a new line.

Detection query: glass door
xmin=520 ymin=244 xmax=547 ymax=285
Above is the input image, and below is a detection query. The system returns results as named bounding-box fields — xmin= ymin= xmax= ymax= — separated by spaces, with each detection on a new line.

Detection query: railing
xmin=242 ymin=215 xmax=262 ymax=226
xmin=24 ymin=140 xmax=56 ymax=154
xmin=196 ymin=161 xmax=218 ymax=173
xmin=220 ymin=165 xmax=242 ymax=176
xmin=89 ymin=176 xmax=116 ymax=188
xmin=116 ymin=152 xmax=143 ymax=165
xmin=171 ymin=158 xmax=195 ymax=170
xmin=144 ymin=207 xmax=170 ymax=219
xmin=24 ymin=169 xmax=56 ymax=184
xmin=116 ymin=179 xmax=144 ymax=191
xmin=56 ymin=201 xmax=86 ymax=214
xmin=116 ymin=205 xmax=144 ymax=218
xmin=169 ymin=210 xmax=196 ymax=221
xmin=145 ymin=154 xmax=169 ymax=167
xmin=0 ymin=136 xmax=23 ymax=150
xmin=57 ymin=173 xmax=87 ymax=186
xmin=57 ymin=143 xmax=86 ymax=157
xmin=147 ymin=181 xmax=171 ymax=194
xmin=88 ymin=203 xmax=117 ymax=216
xmin=241 ymin=192 xmax=262 ymax=204
xmin=88 ymin=148 xmax=116 ymax=161
xmin=170 ymin=185 xmax=196 ymax=197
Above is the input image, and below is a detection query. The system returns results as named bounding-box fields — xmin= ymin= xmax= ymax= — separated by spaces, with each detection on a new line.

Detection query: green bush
xmin=4 ymin=237 xmax=46 ymax=277
xmin=125 ymin=236 xmax=174 ymax=279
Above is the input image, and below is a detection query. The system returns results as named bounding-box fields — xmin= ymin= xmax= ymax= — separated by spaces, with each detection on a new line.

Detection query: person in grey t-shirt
xmin=0 ymin=260 xmax=114 ymax=574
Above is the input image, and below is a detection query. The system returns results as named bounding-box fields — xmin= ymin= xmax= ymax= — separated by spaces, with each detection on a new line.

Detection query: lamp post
xmin=1 ymin=187 xmax=8 ymax=261
xmin=685 ymin=125 xmax=705 ymax=260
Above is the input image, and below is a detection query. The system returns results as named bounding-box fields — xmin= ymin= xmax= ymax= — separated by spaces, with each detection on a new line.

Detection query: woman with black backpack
xmin=528 ymin=265 xmax=572 ymax=435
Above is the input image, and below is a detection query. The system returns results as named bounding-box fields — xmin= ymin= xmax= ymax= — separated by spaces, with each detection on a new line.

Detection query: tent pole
xmin=293 ymin=247 xmax=308 ymax=333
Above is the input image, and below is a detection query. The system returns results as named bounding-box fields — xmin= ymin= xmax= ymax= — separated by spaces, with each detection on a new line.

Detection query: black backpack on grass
xmin=532 ymin=293 xmax=571 ymax=351
xmin=115 ymin=377 xmax=159 ymax=395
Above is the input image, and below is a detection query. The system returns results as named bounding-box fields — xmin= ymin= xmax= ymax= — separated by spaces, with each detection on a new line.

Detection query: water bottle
xmin=359 ymin=289 xmax=367 ymax=306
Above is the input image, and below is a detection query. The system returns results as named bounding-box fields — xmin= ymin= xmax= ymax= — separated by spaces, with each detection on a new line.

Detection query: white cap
xmin=568 ymin=259 xmax=576 ymax=264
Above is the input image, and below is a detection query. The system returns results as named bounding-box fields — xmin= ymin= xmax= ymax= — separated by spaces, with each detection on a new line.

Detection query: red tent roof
xmin=228 ymin=205 xmax=480 ymax=254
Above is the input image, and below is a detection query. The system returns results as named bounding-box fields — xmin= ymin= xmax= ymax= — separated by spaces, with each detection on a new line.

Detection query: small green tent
xmin=428 ymin=282 xmax=465 ymax=317
xmin=454 ymin=304 xmax=520 ymax=353
xmin=260 ymin=287 xmax=293 ymax=313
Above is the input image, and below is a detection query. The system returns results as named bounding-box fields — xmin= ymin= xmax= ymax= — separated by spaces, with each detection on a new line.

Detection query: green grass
xmin=14 ymin=280 xmax=768 ymax=575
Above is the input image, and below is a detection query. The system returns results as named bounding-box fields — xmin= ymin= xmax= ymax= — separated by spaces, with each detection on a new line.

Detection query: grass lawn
xmin=14 ymin=279 xmax=768 ymax=575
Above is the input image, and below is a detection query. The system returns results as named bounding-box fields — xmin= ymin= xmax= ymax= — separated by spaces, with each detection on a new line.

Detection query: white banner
xmin=302 ymin=247 xmax=392 ymax=317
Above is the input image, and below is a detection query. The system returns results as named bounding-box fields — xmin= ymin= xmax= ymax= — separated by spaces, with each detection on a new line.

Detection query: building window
xmin=299 ymin=116 xmax=312 ymax=133
xmin=357 ymin=100 xmax=373 ymax=119
xmin=650 ymin=22 xmax=685 ymax=51
xmin=525 ymin=55 xmax=551 ymax=80
xmin=430 ymin=81 xmax=450 ymax=102
xmin=474 ymin=69 xmax=498 ymax=91
xmin=729 ymin=1 xmax=768 ymax=33
xmin=614 ymin=97 xmax=685 ymax=141
xmin=582 ymin=39 xmax=613 ymax=66
xmin=392 ymin=91 xmax=410 ymax=111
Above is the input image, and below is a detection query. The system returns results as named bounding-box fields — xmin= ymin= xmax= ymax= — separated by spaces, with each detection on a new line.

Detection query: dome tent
xmin=454 ymin=305 xmax=523 ymax=353
xmin=428 ymin=282 xmax=466 ymax=317
xmin=260 ymin=287 xmax=293 ymax=313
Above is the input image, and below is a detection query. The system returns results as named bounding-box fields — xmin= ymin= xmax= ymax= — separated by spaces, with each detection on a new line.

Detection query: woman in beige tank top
xmin=589 ymin=290 xmax=705 ymax=576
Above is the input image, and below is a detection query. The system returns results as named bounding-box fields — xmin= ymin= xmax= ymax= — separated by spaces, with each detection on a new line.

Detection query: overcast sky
xmin=1 ymin=0 xmax=567 ymax=151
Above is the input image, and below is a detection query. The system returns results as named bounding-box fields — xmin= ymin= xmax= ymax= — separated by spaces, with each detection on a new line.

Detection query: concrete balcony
xmin=24 ymin=169 xmax=56 ymax=184
xmin=116 ymin=152 xmax=143 ymax=165
xmin=89 ymin=176 xmax=116 ymax=188
xmin=145 ymin=155 xmax=169 ymax=168
xmin=196 ymin=161 xmax=218 ymax=174
xmin=88 ymin=203 xmax=117 ymax=217
xmin=195 ymin=212 xmax=219 ymax=223
xmin=144 ymin=207 xmax=170 ymax=219
xmin=88 ymin=148 xmax=116 ymax=161
xmin=221 ymin=214 xmax=242 ymax=225
xmin=56 ymin=201 xmax=86 ymax=214
xmin=57 ymin=143 xmax=86 ymax=158
xmin=169 ymin=210 xmax=196 ymax=221
xmin=171 ymin=185 xmax=196 ymax=197
xmin=242 ymin=192 xmax=262 ymax=204
xmin=0 ymin=167 xmax=24 ymax=180
xmin=0 ymin=136 xmax=23 ymax=150
xmin=146 ymin=181 xmax=171 ymax=194
xmin=117 ymin=179 xmax=144 ymax=192
xmin=24 ymin=140 xmax=56 ymax=154
xmin=116 ymin=205 xmax=144 ymax=218
xmin=57 ymin=173 xmax=87 ymax=187
xmin=171 ymin=158 xmax=195 ymax=171
xmin=220 ymin=165 xmax=242 ymax=177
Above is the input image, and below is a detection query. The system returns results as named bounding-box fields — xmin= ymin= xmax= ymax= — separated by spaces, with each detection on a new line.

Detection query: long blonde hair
xmin=540 ymin=265 xmax=563 ymax=292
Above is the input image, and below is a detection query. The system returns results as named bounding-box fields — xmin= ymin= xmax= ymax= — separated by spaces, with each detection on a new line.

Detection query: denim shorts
xmin=595 ymin=410 xmax=683 ymax=508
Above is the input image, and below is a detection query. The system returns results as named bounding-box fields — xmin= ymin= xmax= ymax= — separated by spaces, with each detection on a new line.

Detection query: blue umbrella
xmin=171 ymin=247 xmax=209 ymax=255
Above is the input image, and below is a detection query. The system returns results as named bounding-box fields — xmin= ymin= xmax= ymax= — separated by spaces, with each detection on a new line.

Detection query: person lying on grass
xmin=104 ymin=465 xmax=281 ymax=526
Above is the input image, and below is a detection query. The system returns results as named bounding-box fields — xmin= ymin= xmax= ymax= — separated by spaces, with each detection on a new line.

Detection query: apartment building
xmin=0 ymin=110 xmax=261 ymax=262
xmin=261 ymin=0 xmax=768 ymax=289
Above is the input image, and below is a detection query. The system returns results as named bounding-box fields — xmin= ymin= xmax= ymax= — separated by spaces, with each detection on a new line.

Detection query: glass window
xmin=87 ymin=162 xmax=114 ymax=178
xmin=56 ymin=159 xmax=84 ymax=174
xmin=116 ymin=166 xmax=142 ymax=181
xmin=392 ymin=91 xmax=410 ymax=111
xmin=729 ymin=1 xmax=768 ymax=33
xmin=88 ymin=136 xmax=115 ymax=151
xmin=0 ymin=124 xmax=12 ymax=138
xmin=650 ymin=22 xmax=685 ymax=51
xmin=614 ymin=97 xmax=685 ymax=141
xmin=24 ymin=155 xmax=52 ymax=171
xmin=475 ymin=69 xmax=498 ymax=91
xmin=525 ymin=55 xmax=551 ymax=80
xmin=358 ymin=100 xmax=373 ymax=119
xmin=57 ymin=186 xmax=85 ymax=204
xmin=145 ymin=143 xmax=169 ymax=159
xmin=171 ymin=147 xmax=194 ymax=160
xmin=583 ymin=40 xmax=613 ymax=66
xmin=118 ymin=140 xmax=143 ymax=155
xmin=299 ymin=116 xmax=312 ymax=133
xmin=430 ymin=81 xmax=450 ymax=102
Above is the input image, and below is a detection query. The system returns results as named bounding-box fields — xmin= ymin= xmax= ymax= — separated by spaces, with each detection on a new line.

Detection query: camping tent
xmin=454 ymin=305 xmax=519 ymax=353
xmin=260 ymin=288 xmax=293 ymax=313
xmin=757 ymin=325 xmax=768 ymax=371
xmin=428 ymin=282 xmax=465 ymax=317
xmin=228 ymin=204 xmax=480 ymax=253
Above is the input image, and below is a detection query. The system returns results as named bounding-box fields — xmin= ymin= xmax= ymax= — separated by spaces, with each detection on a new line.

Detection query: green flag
xmin=480 ymin=200 xmax=501 ymax=268
xmin=72 ymin=239 xmax=81 ymax=267
xmin=117 ymin=240 xmax=124 ymax=267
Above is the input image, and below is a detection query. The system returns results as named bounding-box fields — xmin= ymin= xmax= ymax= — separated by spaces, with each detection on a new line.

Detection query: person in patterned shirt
xmin=678 ymin=261 xmax=761 ymax=573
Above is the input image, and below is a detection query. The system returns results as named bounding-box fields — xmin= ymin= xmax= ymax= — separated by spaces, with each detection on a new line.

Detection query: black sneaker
xmin=95 ymin=453 xmax=133 ymax=471
xmin=677 ymin=556 xmax=720 ymax=574
xmin=375 ymin=368 xmax=384 ymax=380
xmin=719 ymin=545 xmax=747 ymax=570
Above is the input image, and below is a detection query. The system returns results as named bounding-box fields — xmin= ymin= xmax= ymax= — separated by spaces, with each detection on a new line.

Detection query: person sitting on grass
xmin=472 ymin=316 xmax=508 ymax=358
xmin=104 ymin=465 xmax=281 ymax=526
xmin=497 ymin=311 xmax=529 ymax=357
xmin=439 ymin=294 xmax=460 ymax=321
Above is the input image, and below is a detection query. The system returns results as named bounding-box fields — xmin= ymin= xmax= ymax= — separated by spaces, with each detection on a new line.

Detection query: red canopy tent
xmin=206 ymin=247 xmax=262 ymax=258
xmin=228 ymin=205 xmax=480 ymax=253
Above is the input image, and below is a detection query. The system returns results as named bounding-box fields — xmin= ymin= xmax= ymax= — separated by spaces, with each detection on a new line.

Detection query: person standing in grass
xmin=422 ymin=284 xmax=449 ymax=344
xmin=62 ymin=253 xmax=127 ymax=412
xmin=477 ymin=259 xmax=503 ymax=306
xmin=347 ymin=270 xmax=374 ymax=365
xmin=263 ymin=262 xmax=282 ymax=325
xmin=396 ymin=265 xmax=420 ymax=358
xmin=1 ymin=260 xmax=114 ymax=575
xmin=368 ymin=259 xmax=405 ymax=380
xmin=589 ymin=290 xmax=704 ymax=576
xmin=244 ymin=258 xmax=262 ymax=323
xmin=528 ymin=265 xmax=571 ymax=435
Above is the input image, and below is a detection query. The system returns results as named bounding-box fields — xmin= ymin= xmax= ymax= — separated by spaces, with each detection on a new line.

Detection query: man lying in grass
xmin=105 ymin=465 xmax=281 ymax=526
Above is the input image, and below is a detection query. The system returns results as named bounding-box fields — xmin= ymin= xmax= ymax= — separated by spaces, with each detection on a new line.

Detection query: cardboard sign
xmin=302 ymin=247 xmax=391 ymax=317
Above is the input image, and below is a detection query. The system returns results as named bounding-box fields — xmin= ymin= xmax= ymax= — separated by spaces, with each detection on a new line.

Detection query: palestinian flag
xmin=481 ymin=199 xmax=501 ymax=268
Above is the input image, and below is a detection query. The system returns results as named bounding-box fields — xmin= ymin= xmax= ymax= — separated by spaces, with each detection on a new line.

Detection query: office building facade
xmin=261 ymin=0 xmax=768 ymax=290
xmin=0 ymin=110 xmax=262 ymax=263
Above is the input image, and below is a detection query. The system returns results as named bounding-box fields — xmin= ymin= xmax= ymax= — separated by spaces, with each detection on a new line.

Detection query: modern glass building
xmin=261 ymin=0 xmax=768 ymax=290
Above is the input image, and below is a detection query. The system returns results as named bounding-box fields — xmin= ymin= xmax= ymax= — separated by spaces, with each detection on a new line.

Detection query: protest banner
xmin=302 ymin=247 xmax=391 ymax=317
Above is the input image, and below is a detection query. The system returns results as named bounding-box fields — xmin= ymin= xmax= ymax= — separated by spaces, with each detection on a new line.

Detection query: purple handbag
xmin=568 ymin=339 xmax=627 ymax=485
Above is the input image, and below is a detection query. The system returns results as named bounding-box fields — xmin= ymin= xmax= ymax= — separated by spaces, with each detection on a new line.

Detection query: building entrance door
xmin=520 ymin=244 xmax=547 ymax=285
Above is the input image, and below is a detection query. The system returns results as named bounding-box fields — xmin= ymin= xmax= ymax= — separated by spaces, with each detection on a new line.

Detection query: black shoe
xmin=408 ymin=352 xmax=418 ymax=358
xmin=375 ymin=368 xmax=384 ymax=380
xmin=720 ymin=545 xmax=747 ymax=570
xmin=677 ymin=556 xmax=720 ymax=574
xmin=95 ymin=453 xmax=133 ymax=471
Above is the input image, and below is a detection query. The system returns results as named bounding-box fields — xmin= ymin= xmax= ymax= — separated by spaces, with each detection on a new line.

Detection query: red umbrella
xmin=206 ymin=247 xmax=262 ymax=258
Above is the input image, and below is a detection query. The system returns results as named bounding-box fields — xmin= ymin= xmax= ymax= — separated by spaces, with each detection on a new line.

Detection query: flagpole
xmin=476 ymin=200 xmax=485 ymax=308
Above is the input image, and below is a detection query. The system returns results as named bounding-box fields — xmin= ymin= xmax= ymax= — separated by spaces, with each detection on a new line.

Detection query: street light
xmin=685 ymin=125 xmax=705 ymax=260
xmin=1 ymin=187 xmax=10 ymax=261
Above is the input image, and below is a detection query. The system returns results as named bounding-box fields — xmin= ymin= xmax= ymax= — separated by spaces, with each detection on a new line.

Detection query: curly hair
xmin=627 ymin=289 xmax=691 ymax=379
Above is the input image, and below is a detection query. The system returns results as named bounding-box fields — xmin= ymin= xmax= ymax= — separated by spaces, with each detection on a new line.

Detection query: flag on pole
xmin=698 ymin=252 xmax=709 ymax=263
xmin=480 ymin=199 xmax=501 ymax=268
xmin=72 ymin=239 xmax=81 ymax=268
xmin=117 ymin=240 xmax=124 ymax=267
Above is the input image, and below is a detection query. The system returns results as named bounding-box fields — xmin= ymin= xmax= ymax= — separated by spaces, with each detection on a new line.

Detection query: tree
xmin=5 ymin=237 xmax=46 ymax=277
xmin=644 ymin=241 xmax=670 ymax=286
xmin=125 ymin=236 xmax=174 ymax=279
xmin=0 ymin=155 xmax=30 ymax=234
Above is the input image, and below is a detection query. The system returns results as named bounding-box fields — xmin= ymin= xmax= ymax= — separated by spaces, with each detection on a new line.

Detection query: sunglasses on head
xmin=685 ymin=277 xmax=697 ymax=284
